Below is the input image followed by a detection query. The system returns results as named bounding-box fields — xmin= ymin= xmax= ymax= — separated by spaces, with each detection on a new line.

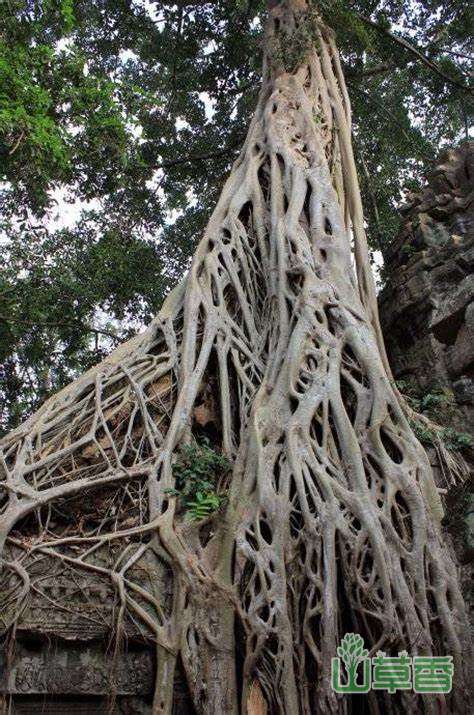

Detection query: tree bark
xmin=0 ymin=2 xmax=470 ymax=713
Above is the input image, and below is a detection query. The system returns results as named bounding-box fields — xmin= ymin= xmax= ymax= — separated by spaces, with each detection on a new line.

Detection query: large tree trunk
xmin=0 ymin=2 xmax=470 ymax=713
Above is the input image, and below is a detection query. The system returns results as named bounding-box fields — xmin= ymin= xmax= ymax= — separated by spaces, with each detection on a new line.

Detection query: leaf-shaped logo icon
xmin=332 ymin=633 xmax=372 ymax=694
xmin=351 ymin=634 xmax=363 ymax=657
xmin=339 ymin=634 xmax=354 ymax=666
xmin=338 ymin=633 xmax=368 ymax=670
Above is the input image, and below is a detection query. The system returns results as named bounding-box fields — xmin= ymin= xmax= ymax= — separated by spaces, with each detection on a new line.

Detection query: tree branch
xmin=154 ymin=137 xmax=244 ymax=170
xmin=0 ymin=314 xmax=121 ymax=341
xmin=345 ymin=62 xmax=394 ymax=79
xmin=354 ymin=140 xmax=384 ymax=255
xmin=356 ymin=12 xmax=471 ymax=92
xmin=8 ymin=131 xmax=25 ymax=156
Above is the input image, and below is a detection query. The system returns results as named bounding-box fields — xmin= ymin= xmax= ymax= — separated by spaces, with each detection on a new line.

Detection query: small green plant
xmin=438 ymin=428 xmax=472 ymax=451
xmin=396 ymin=381 xmax=454 ymax=417
xmin=419 ymin=392 xmax=446 ymax=411
xmin=410 ymin=419 xmax=472 ymax=452
xmin=396 ymin=381 xmax=472 ymax=452
xmin=165 ymin=439 xmax=231 ymax=521
xmin=394 ymin=378 xmax=412 ymax=393
xmin=400 ymin=242 xmax=418 ymax=257
xmin=410 ymin=418 xmax=433 ymax=444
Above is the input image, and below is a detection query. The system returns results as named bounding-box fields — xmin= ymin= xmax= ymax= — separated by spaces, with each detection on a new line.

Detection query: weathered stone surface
xmin=379 ymin=143 xmax=474 ymax=607
xmin=0 ymin=542 xmax=187 ymax=712
xmin=2 ymin=697 xmax=155 ymax=714
xmin=0 ymin=641 xmax=154 ymax=696
xmin=453 ymin=377 xmax=474 ymax=405
xmin=0 ymin=639 xmax=195 ymax=713
xmin=446 ymin=301 xmax=474 ymax=378
xmin=379 ymin=141 xmax=474 ymax=434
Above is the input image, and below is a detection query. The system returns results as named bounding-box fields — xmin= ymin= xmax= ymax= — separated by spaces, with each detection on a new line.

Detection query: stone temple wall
xmin=379 ymin=141 xmax=474 ymax=433
xmin=379 ymin=140 xmax=473 ymax=588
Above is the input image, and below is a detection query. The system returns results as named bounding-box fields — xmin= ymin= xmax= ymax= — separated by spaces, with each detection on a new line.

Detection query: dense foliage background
xmin=0 ymin=0 xmax=472 ymax=433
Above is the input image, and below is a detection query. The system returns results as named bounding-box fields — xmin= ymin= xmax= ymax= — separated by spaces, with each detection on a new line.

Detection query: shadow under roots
xmin=173 ymin=655 xmax=198 ymax=715
xmin=335 ymin=537 xmax=412 ymax=714
xmin=234 ymin=614 xmax=246 ymax=713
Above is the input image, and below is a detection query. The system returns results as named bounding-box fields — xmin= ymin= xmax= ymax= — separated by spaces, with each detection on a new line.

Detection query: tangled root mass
xmin=0 ymin=2 xmax=470 ymax=713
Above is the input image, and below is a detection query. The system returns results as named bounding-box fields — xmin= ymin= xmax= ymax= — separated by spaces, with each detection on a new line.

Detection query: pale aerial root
xmin=0 ymin=1 xmax=471 ymax=714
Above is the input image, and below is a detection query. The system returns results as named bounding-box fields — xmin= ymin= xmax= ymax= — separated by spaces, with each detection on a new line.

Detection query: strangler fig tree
xmin=0 ymin=1 xmax=470 ymax=713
